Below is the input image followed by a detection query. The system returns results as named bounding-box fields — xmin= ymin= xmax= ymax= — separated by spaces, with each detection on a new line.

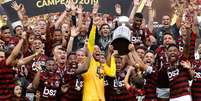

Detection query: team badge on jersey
xmin=96 ymin=65 xmax=104 ymax=79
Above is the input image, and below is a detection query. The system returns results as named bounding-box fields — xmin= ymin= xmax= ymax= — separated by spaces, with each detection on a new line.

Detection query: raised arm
xmin=180 ymin=60 xmax=195 ymax=79
xmin=192 ymin=7 xmax=199 ymax=36
xmin=183 ymin=21 xmax=196 ymax=60
xmin=128 ymin=44 xmax=149 ymax=71
xmin=175 ymin=2 xmax=184 ymax=28
xmin=87 ymin=3 xmax=99 ymax=53
xmin=17 ymin=49 xmax=44 ymax=66
xmin=128 ymin=52 xmax=137 ymax=66
xmin=11 ymin=1 xmax=23 ymax=20
xmin=124 ymin=66 xmax=134 ymax=89
xmin=66 ymin=27 xmax=79 ymax=54
xmin=88 ymin=17 xmax=99 ymax=53
xmin=11 ymin=1 xmax=28 ymax=27
xmin=104 ymin=51 xmax=117 ymax=77
xmin=75 ymin=45 xmax=91 ymax=75
xmin=175 ymin=14 xmax=183 ymax=29
xmin=32 ymin=66 xmax=41 ymax=89
xmin=77 ymin=5 xmax=83 ymax=29
xmin=129 ymin=0 xmax=140 ymax=20
xmin=115 ymin=4 xmax=122 ymax=16
xmin=106 ymin=45 xmax=113 ymax=66
xmin=54 ymin=3 xmax=70 ymax=28
xmin=54 ymin=11 xmax=68 ymax=29
xmin=6 ymin=32 xmax=26 ymax=65
xmin=146 ymin=0 xmax=154 ymax=32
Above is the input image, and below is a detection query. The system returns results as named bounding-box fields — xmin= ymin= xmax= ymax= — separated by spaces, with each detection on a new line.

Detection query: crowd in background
xmin=0 ymin=0 xmax=201 ymax=101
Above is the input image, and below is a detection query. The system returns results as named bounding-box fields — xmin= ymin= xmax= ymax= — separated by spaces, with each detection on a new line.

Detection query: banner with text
xmin=2 ymin=0 xmax=133 ymax=22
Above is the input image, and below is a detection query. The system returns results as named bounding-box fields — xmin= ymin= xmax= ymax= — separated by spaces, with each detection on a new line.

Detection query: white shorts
xmin=170 ymin=95 xmax=192 ymax=101
xmin=156 ymin=88 xmax=170 ymax=98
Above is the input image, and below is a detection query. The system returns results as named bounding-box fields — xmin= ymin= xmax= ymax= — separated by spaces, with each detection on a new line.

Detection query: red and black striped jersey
xmin=0 ymin=60 xmax=15 ymax=101
xmin=131 ymin=28 xmax=152 ymax=46
xmin=155 ymin=46 xmax=170 ymax=88
xmin=167 ymin=65 xmax=191 ymax=98
xmin=105 ymin=67 xmax=136 ymax=101
xmin=189 ymin=32 xmax=196 ymax=61
xmin=60 ymin=67 xmax=83 ymax=101
xmin=11 ymin=96 xmax=29 ymax=101
xmin=176 ymin=32 xmax=196 ymax=62
xmin=144 ymin=67 xmax=158 ymax=101
xmin=39 ymin=72 xmax=62 ymax=101
xmin=191 ymin=60 xmax=201 ymax=100
xmin=26 ymin=54 xmax=48 ymax=82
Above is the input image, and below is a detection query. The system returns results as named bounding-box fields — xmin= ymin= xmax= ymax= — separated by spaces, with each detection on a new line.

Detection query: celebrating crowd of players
xmin=0 ymin=0 xmax=201 ymax=101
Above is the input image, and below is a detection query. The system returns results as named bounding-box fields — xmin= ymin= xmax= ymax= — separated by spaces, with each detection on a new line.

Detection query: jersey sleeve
xmin=104 ymin=55 xmax=116 ymax=77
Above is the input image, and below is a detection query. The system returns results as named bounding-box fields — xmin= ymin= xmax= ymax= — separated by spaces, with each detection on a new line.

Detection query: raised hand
xmin=11 ymin=1 xmax=22 ymax=11
xmin=184 ymin=21 xmax=192 ymax=29
xmin=70 ymin=27 xmax=79 ymax=37
xmin=115 ymin=4 xmax=122 ymax=15
xmin=133 ymin=0 xmax=140 ymax=6
xmin=64 ymin=1 xmax=71 ymax=11
xmin=190 ymin=0 xmax=197 ymax=3
xmin=180 ymin=60 xmax=191 ymax=70
xmin=35 ymin=48 xmax=45 ymax=56
xmin=191 ymin=2 xmax=199 ymax=11
xmin=108 ymin=44 xmax=114 ymax=54
xmin=77 ymin=5 xmax=83 ymax=14
xmin=69 ymin=0 xmax=77 ymax=11
xmin=93 ymin=15 xmax=100 ymax=25
xmin=92 ymin=3 xmax=99 ymax=14
xmin=128 ymin=44 xmax=135 ymax=51
xmin=145 ymin=0 xmax=154 ymax=7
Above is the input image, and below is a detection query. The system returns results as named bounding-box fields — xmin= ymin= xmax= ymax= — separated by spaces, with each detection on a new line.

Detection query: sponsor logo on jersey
xmin=168 ymin=68 xmax=179 ymax=81
xmin=42 ymin=87 xmax=57 ymax=97
xmin=75 ymin=78 xmax=83 ymax=91
xmin=113 ymin=79 xmax=125 ymax=87
xmin=194 ymin=72 xmax=201 ymax=79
